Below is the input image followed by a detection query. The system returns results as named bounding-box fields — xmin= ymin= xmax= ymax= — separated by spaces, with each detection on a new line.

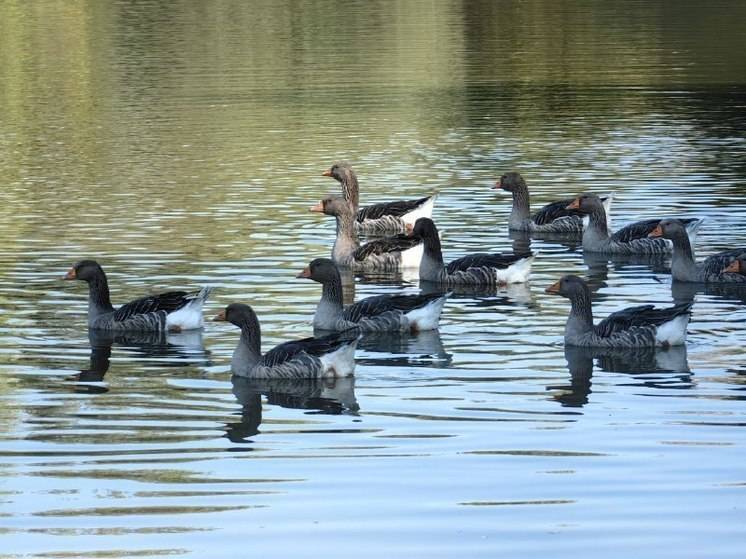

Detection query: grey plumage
xmin=311 ymin=196 xmax=423 ymax=272
xmin=413 ymin=218 xmax=534 ymax=286
xmin=215 ymin=303 xmax=358 ymax=379
xmin=298 ymin=258 xmax=448 ymax=332
xmin=650 ymin=219 xmax=746 ymax=283
xmin=63 ymin=260 xmax=212 ymax=332
xmin=496 ymin=172 xmax=611 ymax=234
xmin=570 ymin=193 xmax=700 ymax=255
xmin=323 ymin=161 xmax=434 ymax=235
xmin=547 ymin=275 xmax=692 ymax=347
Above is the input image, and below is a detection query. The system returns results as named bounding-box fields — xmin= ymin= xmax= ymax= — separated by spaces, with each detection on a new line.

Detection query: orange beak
xmin=63 ymin=267 xmax=76 ymax=280
xmin=212 ymin=310 xmax=226 ymax=322
xmin=648 ymin=225 xmax=663 ymax=238
xmin=309 ymin=200 xmax=324 ymax=212
xmin=491 ymin=179 xmax=502 ymax=190
xmin=565 ymin=198 xmax=580 ymax=210
xmin=724 ymin=260 xmax=742 ymax=273
xmin=545 ymin=280 xmax=561 ymax=294
xmin=322 ymin=169 xmax=332 ymax=177
xmin=296 ymin=266 xmax=312 ymax=279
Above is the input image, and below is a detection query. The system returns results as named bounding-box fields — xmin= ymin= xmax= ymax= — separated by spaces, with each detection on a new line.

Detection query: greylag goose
xmin=546 ymin=275 xmax=692 ymax=347
xmin=310 ymin=196 xmax=423 ymax=271
xmin=495 ymin=172 xmax=613 ymax=234
xmin=297 ymin=258 xmax=449 ymax=332
xmin=323 ymin=162 xmax=436 ymax=235
xmin=723 ymin=258 xmax=746 ymax=276
xmin=63 ymin=260 xmax=212 ymax=332
xmin=214 ymin=303 xmax=358 ymax=379
xmin=412 ymin=218 xmax=534 ymax=286
xmin=567 ymin=193 xmax=701 ymax=254
xmin=648 ymin=219 xmax=746 ymax=283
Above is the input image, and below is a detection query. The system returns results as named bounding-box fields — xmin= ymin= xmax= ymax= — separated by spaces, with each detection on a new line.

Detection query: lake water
xmin=1 ymin=1 xmax=745 ymax=557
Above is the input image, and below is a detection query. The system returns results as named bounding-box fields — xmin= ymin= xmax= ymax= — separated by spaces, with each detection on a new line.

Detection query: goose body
xmin=649 ymin=219 xmax=746 ymax=283
xmin=569 ymin=194 xmax=701 ymax=255
xmin=323 ymin=162 xmax=436 ymax=235
xmin=311 ymin=196 xmax=423 ymax=272
xmin=413 ymin=218 xmax=534 ymax=286
xmin=215 ymin=303 xmax=358 ymax=379
xmin=298 ymin=258 xmax=449 ymax=332
xmin=63 ymin=260 xmax=212 ymax=332
xmin=495 ymin=172 xmax=613 ymax=234
xmin=547 ymin=275 xmax=692 ymax=347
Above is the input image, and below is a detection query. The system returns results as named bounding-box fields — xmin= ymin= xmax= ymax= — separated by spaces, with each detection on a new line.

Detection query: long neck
xmin=314 ymin=273 xmax=345 ymax=329
xmin=86 ymin=271 xmax=115 ymax=320
xmin=332 ymin=209 xmax=359 ymax=265
xmin=419 ymin=232 xmax=446 ymax=281
xmin=669 ymin=229 xmax=699 ymax=281
xmin=233 ymin=316 xmax=262 ymax=371
xmin=509 ymin=185 xmax=531 ymax=227
xmin=565 ymin=287 xmax=594 ymax=338
xmin=582 ymin=204 xmax=609 ymax=243
xmin=340 ymin=170 xmax=359 ymax=213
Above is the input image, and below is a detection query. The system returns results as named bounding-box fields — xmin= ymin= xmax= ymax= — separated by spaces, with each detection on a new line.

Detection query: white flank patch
xmin=655 ymin=315 xmax=689 ymax=346
xmin=165 ymin=287 xmax=212 ymax=331
xmin=494 ymin=254 xmax=535 ymax=284
xmin=401 ymin=242 xmax=424 ymax=269
xmin=320 ymin=341 xmax=358 ymax=378
xmin=401 ymin=195 xmax=437 ymax=225
xmin=405 ymin=293 xmax=449 ymax=331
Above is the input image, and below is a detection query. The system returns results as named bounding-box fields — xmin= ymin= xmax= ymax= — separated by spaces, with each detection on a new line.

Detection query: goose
xmin=412 ymin=218 xmax=534 ymax=286
xmin=546 ymin=275 xmax=692 ymax=347
xmin=310 ymin=196 xmax=423 ymax=272
xmin=495 ymin=172 xmax=613 ymax=234
xmin=567 ymin=193 xmax=701 ymax=254
xmin=323 ymin=162 xmax=436 ymax=235
xmin=297 ymin=258 xmax=449 ymax=332
xmin=648 ymin=219 xmax=746 ymax=283
xmin=63 ymin=260 xmax=212 ymax=332
xmin=214 ymin=303 xmax=358 ymax=379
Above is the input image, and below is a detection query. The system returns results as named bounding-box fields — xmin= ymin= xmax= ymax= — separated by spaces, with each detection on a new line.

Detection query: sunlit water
xmin=1 ymin=1 xmax=745 ymax=557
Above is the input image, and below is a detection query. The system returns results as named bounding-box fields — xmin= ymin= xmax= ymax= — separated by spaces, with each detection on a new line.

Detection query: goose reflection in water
xmin=71 ymin=329 xmax=210 ymax=391
xmin=226 ymin=376 xmax=358 ymax=442
xmin=582 ymin=251 xmax=671 ymax=293
xmin=352 ymin=329 xmax=452 ymax=368
xmin=671 ymin=280 xmax=746 ymax=306
xmin=551 ymin=345 xmax=691 ymax=407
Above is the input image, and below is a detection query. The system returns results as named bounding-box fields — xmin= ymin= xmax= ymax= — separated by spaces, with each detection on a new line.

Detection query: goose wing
xmin=112 ymin=291 xmax=190 ymax=322
xmin=531 ymin=199 xmax=582 ymax=225
xmin=357 ymin=196 xmax=432 ymax=221
xmin=344 ymin=292 xmax=443 ymax=322
xmin=611 ymin=218 xmax=698 ymax=243
xmin=447 ymin=252 xmax=530 ymax=273
xmin=261 ymin=331 xmax=358 ymax=367
xmin=595 ymin=303 xmax=692 ymax=338
xmin=353 ymin=234 xmax=421 ymax=261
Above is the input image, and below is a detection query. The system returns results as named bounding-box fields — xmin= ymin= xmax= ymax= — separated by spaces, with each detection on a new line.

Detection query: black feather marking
xmin=357 ymin=196 xmax=431 ymax=221
xmin=531 ymin=199 xmax=582 ymax=225
xmin=261 ymin=331 xmax=357 ymax=368
xmin=446 ymin=252 xmax=529 ymax=273
xmin=112 ymin=291 xmax=190 ymax=322
xmin=611 ymin=218 xmax=698 ymax=243
xmin=594 ymin=303 xmax=692 ymax=338
xmin=344 ymin=293 xmax=443 ymax=322
xmin=353 ymin=234 xmax=421 ymax=261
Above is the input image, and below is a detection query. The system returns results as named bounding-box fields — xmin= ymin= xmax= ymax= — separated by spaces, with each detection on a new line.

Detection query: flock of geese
xmin=63 ymin=162 xmax=746 ymax=379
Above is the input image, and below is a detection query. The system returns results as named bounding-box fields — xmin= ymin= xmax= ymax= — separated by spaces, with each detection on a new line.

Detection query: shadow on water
xmin=670 ymin=280 xmax=746 ymax=305
xmin=354 ymin=329 xmax=452 ymax=368
xmin=226 ymin=376 xmax=358 ymax=442
xmin=550 ymin=345 xmax=691 ymax=407
xmin=69 ymin=329 xmax=211 ymax=392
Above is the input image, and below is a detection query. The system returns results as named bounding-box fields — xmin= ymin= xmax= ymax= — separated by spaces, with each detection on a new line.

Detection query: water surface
xmin=1 ymin=1 xmax=745 ymax=557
